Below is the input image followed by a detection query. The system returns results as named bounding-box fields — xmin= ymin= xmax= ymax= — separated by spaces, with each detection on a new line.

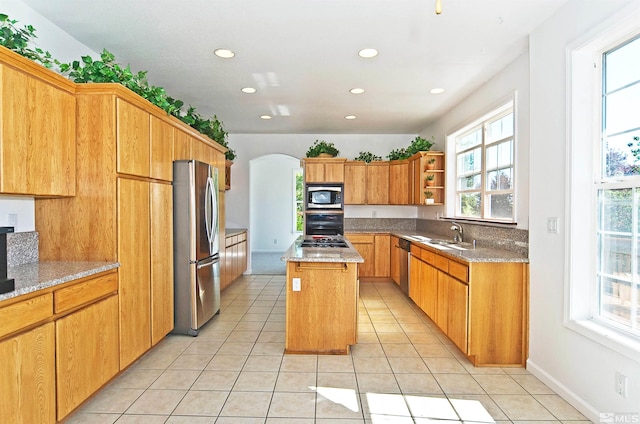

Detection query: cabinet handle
xmin=295 ymin=262 xmax=349 ymax=272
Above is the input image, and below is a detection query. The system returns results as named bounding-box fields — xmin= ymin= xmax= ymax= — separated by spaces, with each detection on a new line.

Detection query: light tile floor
xmin=64 ymin=275 xmax=591 ymax=423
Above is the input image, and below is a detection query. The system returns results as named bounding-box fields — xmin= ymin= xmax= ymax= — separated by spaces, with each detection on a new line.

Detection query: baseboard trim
xmin=526 ymin=359 xmax=600 ymax=422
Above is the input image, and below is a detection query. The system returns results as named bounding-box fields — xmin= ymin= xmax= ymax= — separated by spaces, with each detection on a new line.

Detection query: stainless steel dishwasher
xmin=398 ymin=238 xmax=411 ymax=295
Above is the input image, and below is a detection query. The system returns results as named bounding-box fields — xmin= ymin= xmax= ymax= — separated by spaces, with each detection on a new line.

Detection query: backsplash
xmin=345 ymin=218 xmax=528 ymax=256
xmin=7 ymin=231 xmax=38 ymax=266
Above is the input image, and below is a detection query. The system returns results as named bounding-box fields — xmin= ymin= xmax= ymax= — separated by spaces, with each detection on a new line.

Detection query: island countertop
xmin=281 ymin=236 xmax=364 ymax=263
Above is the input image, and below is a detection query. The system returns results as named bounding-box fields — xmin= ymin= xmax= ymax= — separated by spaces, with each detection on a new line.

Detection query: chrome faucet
xmin=450 ymin=221 xmax=463 ymax=243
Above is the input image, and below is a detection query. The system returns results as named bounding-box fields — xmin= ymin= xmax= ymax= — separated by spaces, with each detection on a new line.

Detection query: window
xmin=293 ymin=169 xmax=304 ymax=232
xmin=596 ymin=35 xmax=640 ymax=337
xmin=453 ymin=102 xmax=515 ymax=222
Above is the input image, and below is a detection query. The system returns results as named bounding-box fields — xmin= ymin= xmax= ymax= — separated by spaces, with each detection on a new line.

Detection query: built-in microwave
xmin=305 ymin=183 xmax=343 ymax=209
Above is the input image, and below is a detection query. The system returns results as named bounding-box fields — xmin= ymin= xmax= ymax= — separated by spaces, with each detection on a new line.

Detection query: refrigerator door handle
xmin=205 ymin=176 xmax=214 ymax=246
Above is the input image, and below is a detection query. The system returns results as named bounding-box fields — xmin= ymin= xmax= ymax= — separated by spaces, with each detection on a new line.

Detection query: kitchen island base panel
xmin=285 ymin=261 xmax=358 ymax=355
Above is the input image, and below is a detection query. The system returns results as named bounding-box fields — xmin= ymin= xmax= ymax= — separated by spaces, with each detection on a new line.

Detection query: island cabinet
xmin=345 ymin=233 xmax=390 ymax=279
xmin=0 ymin=46 xmax=76 ymax=197
xmin=344 ymin=161 xmax=390 ymax=205
xmin=35 ymin=84 xmax=226 ymax=374
xmin=388 ymin=160 xmax=411 ymax=205
xmin=409 ymin=243 xmax=528 ymax=366
xmin=302 ymin=157 xmax=346 ymax=183
xmin=285 ymin=261 xmax=359 ymax=354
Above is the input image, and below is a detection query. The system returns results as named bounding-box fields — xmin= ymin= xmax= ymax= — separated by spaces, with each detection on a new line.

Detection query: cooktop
xmin=299 ymin=236 xmax=348 ymax=248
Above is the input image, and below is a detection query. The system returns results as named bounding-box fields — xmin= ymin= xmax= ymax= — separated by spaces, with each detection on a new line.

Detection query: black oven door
xmin=305 ymin=212 xmax=344 ymax=236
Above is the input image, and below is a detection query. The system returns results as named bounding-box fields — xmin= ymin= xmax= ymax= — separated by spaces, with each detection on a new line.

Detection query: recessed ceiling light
xmin=430 ymin=88 xmax=445 ymax=94
xmin=260 ymin=115 xmax=272 ymax=120
xmin=349 ymin=88 xmax=365 ymax=94
xmin=358 ymin=48 xmax=378 ymax=58
xmin=241 ymin=87 xmax=257 ymax=94
xmin=345 ymin=115 xmax=357 ymax=120
xmin=214 ymin=48 xmax=235 ymax=58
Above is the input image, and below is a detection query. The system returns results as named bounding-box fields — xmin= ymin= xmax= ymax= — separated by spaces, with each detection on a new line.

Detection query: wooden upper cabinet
xmin=150 ymin=116 xmax=174 ymax=181
xmin=116 ymin=98 xmax=150 ymax=177
xmin=0 ymin=53 xmax=76 ymax=197
xmin=389 ymin=160 xmax=410 ymax=205
xmin=367 ymin=162 xmax=390 ymax=205
xmin=344 ymin=161 xmax=366 ymax=204
xmin=173 ymin=129 xmax=192 ymax=161
xmin=303 ymin=158 xmax=346 ymax=183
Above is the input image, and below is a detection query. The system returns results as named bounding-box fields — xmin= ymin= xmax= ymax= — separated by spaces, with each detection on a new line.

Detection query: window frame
xmin=450 ymin=100 xmax=516 ymax=223
xmin=565 ymin=9 xmax=640 ymax=362
xmin=292 ymin=167 xmax=304 ymax=234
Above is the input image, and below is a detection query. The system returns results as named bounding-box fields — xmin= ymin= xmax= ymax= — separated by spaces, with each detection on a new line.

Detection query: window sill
xmin=564 ymin=318 xmax=640 ymax=364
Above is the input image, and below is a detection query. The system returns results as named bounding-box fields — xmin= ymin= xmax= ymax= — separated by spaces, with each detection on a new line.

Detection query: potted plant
xmin=354 ymin=151 xmax=382 ymax=163
xmin=406 ymin=136 xmax=434 ymax=156
xmin=306 ymin=139 xmax=340 ymax=158
xmin=425 ymin=174 xmax=436 ymax=186
xmin=426 ymin=157 xmax=437 ymax=170
xmin=386 ymin=148 xmax=409 ymax=161
xmin=424 ymin=191 xmax=435 ymax=204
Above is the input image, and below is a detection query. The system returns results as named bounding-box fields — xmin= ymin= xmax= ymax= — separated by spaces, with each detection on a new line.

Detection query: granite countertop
xmin=281 ymin=237 xmax=364 ymax=263
xmin=391 ymin=231 xmax=528 ymax=263
xmin=1 ymin=261 xmax=120 ymax=302
xmin=226 ymin=228 xmax=247 ymax=236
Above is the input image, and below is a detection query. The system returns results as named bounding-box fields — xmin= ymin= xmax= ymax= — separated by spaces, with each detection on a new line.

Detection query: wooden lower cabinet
xmin=345 ymin=233 xmax=389 ymax=279
xmin=0 ymin=322 xmax=55 ymax=424
xmin=285 ymin=261 xmax=358 ymax=354
xmin=222 ymin=231 xmax=248 ymax=290
xmin=56 ymin=295 xmax=119 ymax=420
xmin=390 ymin=236 xmax=400 ymax=285
xmin=409 ymin=243 xmax=527 ymax=366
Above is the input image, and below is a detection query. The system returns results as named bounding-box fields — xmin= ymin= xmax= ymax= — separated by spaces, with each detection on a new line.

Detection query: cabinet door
xmin=436 ymin=270 xmax=448 ymax=332
xmin=388 ymin=161 xmax=410 ymax=205
xmin=374 ymin=234 xmax=390 ymax=277
xmin=118 ymin=178 xmax=151 ymax=368
xmin=344 ymin=162 xmax=366 ymax=204
xmin=0 ymin=322 xmax=55 ymax=424
xmin=116 ymin=98 xmax=150 ymax=177
xmin=304 ymin=162 xmax=326 ymax=183
xmin=390 ymin=236 xmax=400 ymax=284
xmin=150 ymin=182 xmax=174 ymax=345
xmin=346 ymin=234 xmax=375 ymax=277
xmin=409 ymin=255 xmax=422 ymax=305
xmin=150 ymin=116 xmax=174 ymax=181
xmin=447 ymin=277 xmax=469 ymax=353
xmin=173 ymin=129 xmax=192 ymax=160
xmin=1 ymin=65 xmax=75 ymax=196
xmin=56 ymin=296 xmax=119 ymax=420
xmin=421 ymin=262 xmax=438 ymax=319
xmin=367 ymin=162 xmax=390 ymax=204
xmin=324 ymin=162 xmax=345 ymax=182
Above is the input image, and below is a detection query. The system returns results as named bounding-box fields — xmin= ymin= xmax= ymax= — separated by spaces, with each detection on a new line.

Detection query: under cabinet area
xmin=409 ymin=242 xmax=528 ymax=366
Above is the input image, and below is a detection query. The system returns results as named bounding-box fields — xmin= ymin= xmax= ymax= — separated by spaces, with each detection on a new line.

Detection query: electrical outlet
xmin=292 ymin=278 xmax=301 ymax=292
xmin=615 ymin=371 xmax=627 ymax=397
xmin=547 ymin=217 xmax=559 ymax=233
xmin=8 ymin=213 xmax=17 ymax=227
xmin=372 ymin=210 xmax=377 ymax=218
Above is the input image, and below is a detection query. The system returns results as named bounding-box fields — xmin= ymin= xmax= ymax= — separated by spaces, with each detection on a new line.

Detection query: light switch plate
xmin=292 ymin=278 xmax=301 ymax=291
xmin=547 ymin=217 xmax=559 ymax=234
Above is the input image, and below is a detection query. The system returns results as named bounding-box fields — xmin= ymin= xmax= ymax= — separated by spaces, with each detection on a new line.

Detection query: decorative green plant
xmin=425 ymin=174 xmax=435 ymax=181
xmin=387 ymin=147 xmax=409 ymax=161
xmin=406 ymin=136 xmax=434 ymax=156
xmin=306 ymin=140 xmax=339 ymax=158
xmin=424 ymin=191 xmax=433 ymax=198
xmin=354 ymin=151 xmax=382 ymax=163
xmin=428 ymin=157 xmax=436 ymax=164
xmin=0 ymin=14 xmax=236 ymax=160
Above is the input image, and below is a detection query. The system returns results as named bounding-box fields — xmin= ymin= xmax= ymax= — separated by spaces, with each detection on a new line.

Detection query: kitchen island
xmin=281 ymin=236 xmax=363 ymax=354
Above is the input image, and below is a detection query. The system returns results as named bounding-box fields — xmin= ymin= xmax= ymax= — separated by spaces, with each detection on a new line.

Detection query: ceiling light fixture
xmin=349 ymin=88 xmax=365 ymax=94
xmin=435 ymin=0 xmax=442 ymax=15
xmin=214 ymin=48 xmax=235 ymax=58
xmin=430 ymin=88 xmax=445 ymax=94
xmin=260 ymin=115 xmax=272 ymax=120
xmin=358 ymin=48 xmax=378 ymax=58
xmin=241 ymin=87 xmax=257 ymax=94
xmin=345 ymin=115 xmax=357 ymax=120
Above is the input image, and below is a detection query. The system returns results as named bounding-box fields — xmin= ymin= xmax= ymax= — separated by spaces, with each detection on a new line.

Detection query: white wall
xmin=249 ymin=154 xmax=301 ymax=252
xmin=0 ymin=1 xmax=98 ymax=232
xmin=527 ymin=0 xmax=640 ymax=419
xmin=419 ymin=52 xmax=530 ymax=229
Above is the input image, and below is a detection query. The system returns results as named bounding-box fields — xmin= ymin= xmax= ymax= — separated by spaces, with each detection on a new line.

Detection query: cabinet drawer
xmin=449 ymin=260 xmax=469 ymax=283
xmin=421 ymin=249 xmax=436 ymax=264
xmin=238 ymin=232 xmax=247 ymax=242
xmin=346 ymin=234 xmax=374 ymax=244
xmin=435 ymin=254 xmax=449 ymax=272
xmin=225 ymin=235 xmax=234 ymax=247
xmin=0 ymin=293 xmax=53 ymax=338
xmin=410 ymin=245 xmax=423 ymax=256
xmin=54 ymin=272 xmax=118 ymax=314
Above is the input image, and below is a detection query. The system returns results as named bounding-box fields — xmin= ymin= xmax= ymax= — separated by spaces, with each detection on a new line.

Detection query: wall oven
xmin=305 ymin=211 xmax=344 ymax=236
xmin=305 ymin=183 xmax=343 ymax=209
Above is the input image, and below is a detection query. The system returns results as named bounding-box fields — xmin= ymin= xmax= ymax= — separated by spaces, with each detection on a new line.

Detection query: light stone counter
xmin=2 ymin=261 xmax=120 ymax=302
xmin=281 ymin=236 xmax=364 ymax=263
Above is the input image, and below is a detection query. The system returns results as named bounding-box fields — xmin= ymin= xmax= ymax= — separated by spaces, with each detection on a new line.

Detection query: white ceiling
xmin=23 ymin=0 xmax=568 ymax=134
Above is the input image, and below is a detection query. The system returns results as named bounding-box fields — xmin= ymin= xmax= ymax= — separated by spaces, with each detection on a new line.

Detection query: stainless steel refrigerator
xmin=173 ymin=160 xmax=220 ymax=336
